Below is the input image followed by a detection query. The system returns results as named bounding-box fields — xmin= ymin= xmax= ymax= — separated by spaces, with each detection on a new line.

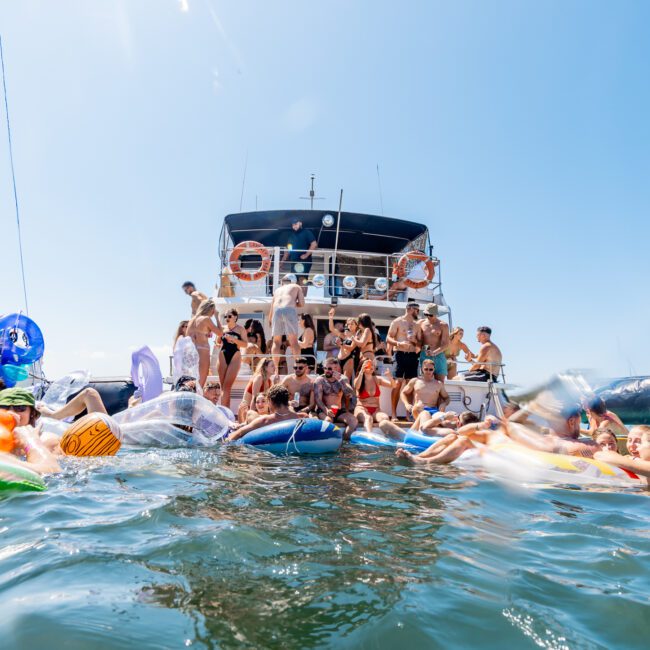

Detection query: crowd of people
xmin=177 ymin=278 xmax=503 ymax=430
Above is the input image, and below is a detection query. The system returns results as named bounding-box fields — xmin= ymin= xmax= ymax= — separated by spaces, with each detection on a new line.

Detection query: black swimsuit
xmin=339 ymin=339 xmax=360 ymax=374
xmin=221 ymin=330 xmax=242 ymax=365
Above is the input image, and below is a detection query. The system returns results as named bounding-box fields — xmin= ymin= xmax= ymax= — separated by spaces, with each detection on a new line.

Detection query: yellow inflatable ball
xmin=60 ymin=413 xmax=122 ymax=457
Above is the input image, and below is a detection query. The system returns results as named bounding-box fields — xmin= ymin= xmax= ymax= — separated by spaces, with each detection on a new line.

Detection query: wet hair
xmin=587 ymin=396 xmax=607 ymax=416
xmin=174 ymin=375 xmax=196 ymax=391
xmin=267 ymin=385 xmax=289 ymax=407
xmin=195 ymin=298 xmax=216 ymax=317
xmin=300 ymin=313 xmax=315 ymax=332
xmin=181 ymin=281 xmax=195 ymax=289
xmin=477 ymin=326 xmax=492 ymax=335
xmin=459 ymin=411 xmax=480 ymax=426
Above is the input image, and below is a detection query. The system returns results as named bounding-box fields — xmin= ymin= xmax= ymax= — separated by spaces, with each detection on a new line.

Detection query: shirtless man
xmin=313 ymin=358 xmax=358 ymax=439
xmin=457 ymin=326 xmax=502 ymax=382
xmin=226 ymin=385 xmax=305 ymax=442
xmin=323 ymin=321 xmax=344 ymax=359
xmin=182 ymin=281 xmax=208 ymax=316
xmin=386 ymin=302 xmax=422 ymax=420
xmin=281 ymin=357 xmax=315 ymax=414
xmin=270 ymin=274 xmax=305 ymax=371
xmin=379 ymin=358 xmax=449 ymax=439
xmin=418 ymin=303 xmax=449 ymax=382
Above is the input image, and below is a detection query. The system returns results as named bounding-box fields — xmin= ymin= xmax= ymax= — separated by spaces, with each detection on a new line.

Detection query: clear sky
xmin=1 ymin=1 xmax=649 ymax=387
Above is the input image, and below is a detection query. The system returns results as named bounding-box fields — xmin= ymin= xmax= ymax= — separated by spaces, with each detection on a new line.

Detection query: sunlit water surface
xmin=1 ymin=446 xmax=648 ymax=649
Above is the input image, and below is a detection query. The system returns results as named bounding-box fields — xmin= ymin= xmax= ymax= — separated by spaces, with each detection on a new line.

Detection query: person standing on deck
xmin=386 ymin=302 xmax=422 ymax=420
xmin=281 ymin=217 xmax=317 ymax=289
xmin=181 ymin=282 xmax=208 ymax=316
xmin=418 ymin=304 xmax=450 ymax=382
xmin=270 ymin=274 xmax=305 ymax=372
xmin=455 ymin=326 xmax=502 ymax=382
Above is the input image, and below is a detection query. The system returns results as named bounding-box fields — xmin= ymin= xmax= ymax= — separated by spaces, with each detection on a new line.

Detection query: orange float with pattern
xmin=0 ymin=411 xmax=16 ymax=453
xmin=60 ymin=413 xmax=122 ymax=457
xmin=229 ymin=240 xmax=272 ymax=282
xmin=395 ymin=250 xmax=436 ymax=289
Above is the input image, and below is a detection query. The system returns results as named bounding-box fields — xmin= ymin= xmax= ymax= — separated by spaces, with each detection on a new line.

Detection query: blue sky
xmin=1 ymin=1 xmax=649 ymax=387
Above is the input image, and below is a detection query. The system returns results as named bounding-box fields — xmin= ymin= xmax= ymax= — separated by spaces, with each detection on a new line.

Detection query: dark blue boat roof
xmin=223 ymin=210 xmax=429 ymax=254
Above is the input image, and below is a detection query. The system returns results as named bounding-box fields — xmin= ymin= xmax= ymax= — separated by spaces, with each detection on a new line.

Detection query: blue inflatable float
xmin=235 ymin=418 xmax=342 ymax=454
xmin=350 ymin=428 xmax=443 ymax=451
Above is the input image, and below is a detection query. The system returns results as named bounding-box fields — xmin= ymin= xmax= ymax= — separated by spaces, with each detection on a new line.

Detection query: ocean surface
xmin=1 ymin=445 xmax=648 ymax=649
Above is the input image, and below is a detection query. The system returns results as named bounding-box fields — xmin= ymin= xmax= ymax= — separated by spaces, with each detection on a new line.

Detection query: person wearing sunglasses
xmin=379 ymin=358 xmax=449 ymax=440
xmin=386 ymin=303 xmax=423 ymax=420
xmin=418 ymin=303 xmax=449 ymax=382
xmin=0 ymin=388 xmax=61 ymax=475
xmin=281 ymin=357 xmax=315 ymax=414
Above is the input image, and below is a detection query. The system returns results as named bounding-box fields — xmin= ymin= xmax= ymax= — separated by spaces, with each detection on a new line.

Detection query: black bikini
xmin=221 ymin=330 xmax=242 ymax=365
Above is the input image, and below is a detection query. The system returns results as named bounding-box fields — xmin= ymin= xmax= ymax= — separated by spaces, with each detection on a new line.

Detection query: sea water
xmin=0 ymin=446 xmax=648 ymax=649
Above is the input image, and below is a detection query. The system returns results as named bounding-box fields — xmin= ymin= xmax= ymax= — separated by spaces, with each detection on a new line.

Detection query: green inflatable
xmin=0 ymin=459 xmax=46 ymax=492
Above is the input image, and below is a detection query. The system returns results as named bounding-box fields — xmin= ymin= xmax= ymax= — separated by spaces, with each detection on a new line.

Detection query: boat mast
xmin=299 ymin=174 xmax=324 ymax=210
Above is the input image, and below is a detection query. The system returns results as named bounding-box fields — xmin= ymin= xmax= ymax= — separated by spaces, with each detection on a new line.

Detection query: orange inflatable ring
xmin=395 ymin=251 xmax=436 ymax=289
xmin=229 ymin=241 xmax=272 ymax=282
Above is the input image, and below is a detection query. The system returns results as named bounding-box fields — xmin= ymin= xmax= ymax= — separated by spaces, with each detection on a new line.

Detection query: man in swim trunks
xmin=270 ymin=274 xmax=305 ymax=372
xmin=379 ymin=358 xmax=449 ymax=439
xmin=418 ymin=303 xmax=449 ymax=382
xmin=281 ymin=217 xmax=317 ymax=289
xmin=456 ymin=326 xmax=502 ymax=382
xmin=313 ymin=358 xmax=358 ymax=439
xmin=386 ymin=303 xmax=422 ymax=419
xmin=181 ymin=281 xmax=208 ymax=316
xmin=226 ymin=385 xmax=306 ymax=441
xmin=281 ymin=357 xmax=315 ymax=414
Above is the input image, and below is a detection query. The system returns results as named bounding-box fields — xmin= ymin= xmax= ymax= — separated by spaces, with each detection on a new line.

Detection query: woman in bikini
xmin=216 ymin=308 xmax=248 ymax=409
xmin=354 ymin=313 xmax=378 ymax=362
xmin=186 ymin=299 xmax=223 ymax=389
xmin=353 ymin=359 xmax=396 ymax=433
xmin=237 ymin=358 xmax=277 ymax=423
xmin=246 ymin=392 xmax=271 ymax=423
xmin=298 ymin=313 xmax=317 ymax=371
xmin=328 ymin=308 xmax=359 ymax=381
xmin=445 ymin=327 xmax=475 ymax=380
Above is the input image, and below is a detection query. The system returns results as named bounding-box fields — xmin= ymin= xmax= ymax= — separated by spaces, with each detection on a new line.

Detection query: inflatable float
xmin=0 ymin=459 xmax=46 ymax=492
xmin=234 ymin=418 xmax=342 ymax=455
xmin=350 ymin=428 xmax=444 ymax=450
xmin=457 ymin=442 xmax=642 ymax=488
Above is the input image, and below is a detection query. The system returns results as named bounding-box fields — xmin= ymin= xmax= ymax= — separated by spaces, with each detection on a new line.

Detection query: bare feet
xmin=35 ymin=402 xmax=56 ymax=418
xmin=395 ymin=448 xmax=421 ymax=463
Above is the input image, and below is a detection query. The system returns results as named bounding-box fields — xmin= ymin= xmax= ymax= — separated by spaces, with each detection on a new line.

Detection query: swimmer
xmin=216 ymin=308 xmax=248 ymax=408
xmin=593 ymin=427 xmax=619 ymax=452
xmin=226 ymin=385 xmax=306 ymax=442
xmin=0 ymin=388 xmax=60 ymax=474
xmin=594 ymin=425 xmax=650 ymax=484
xmin=583 ymin=397 xmax=628 ymax=438
xmin=246 ymin=392 xmax=270 ymax=424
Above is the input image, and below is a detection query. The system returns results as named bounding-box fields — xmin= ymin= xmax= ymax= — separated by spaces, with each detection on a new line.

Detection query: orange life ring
xmin=395 ymin=251 xmax=436 ymax=289
xmin=229 ymin=241 xmax=272 ymax=282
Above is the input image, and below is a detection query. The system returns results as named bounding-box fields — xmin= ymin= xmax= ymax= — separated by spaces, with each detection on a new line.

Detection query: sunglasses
xmin=225 ymin=315 xmax=236 ymax=320
xmin=294 ymin=365 xmax=306 ymax=371
xmin=0 ymin=404 xmax=29 ymax=412
xmin=422 ymin=367 xmax=435 ymax=372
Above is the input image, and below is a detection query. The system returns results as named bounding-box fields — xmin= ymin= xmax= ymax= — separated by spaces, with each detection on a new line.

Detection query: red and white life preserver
xmin=395 ymin=251 xmax=436 ymax=289
xmin=229 ymin=241 xmax=272 ymax=282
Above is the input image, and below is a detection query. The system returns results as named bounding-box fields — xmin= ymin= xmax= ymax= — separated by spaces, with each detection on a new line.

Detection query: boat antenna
xmin=239 ymin=150 xmax=248 ymax=212
xmin=0 ymin=35 xmax=29 ymax=315
xmin=376 ymin=163 xmax=385 ymax=216
xmin=299 ymin=174 xmax=325 ymax=210
xmin=332 ymin=189 xmax=344 ymax=276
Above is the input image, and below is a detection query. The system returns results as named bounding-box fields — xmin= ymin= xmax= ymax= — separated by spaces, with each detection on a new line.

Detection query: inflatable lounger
xmin=235 ymin=419 xmax=342 ymax=455
xmin=351 ymin=428 xmax=443 ymax=450
xmin=0 ymin=460 xmax=46 ymax=492
xmin=458 ymin=443 xmax=642 ymax=488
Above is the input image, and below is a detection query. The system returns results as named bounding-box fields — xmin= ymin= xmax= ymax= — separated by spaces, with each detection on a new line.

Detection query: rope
xmin=285 ymin=418 xmax=304 ymax=455
xmin=0 ymin=35 xmax=29 ymax=315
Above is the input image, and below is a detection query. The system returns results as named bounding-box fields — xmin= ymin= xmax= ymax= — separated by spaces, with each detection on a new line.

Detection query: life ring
xmin=395 ymin=251 xmax=436 ymax=289
xmin=229 ymin=241 xmax=272 ymax=282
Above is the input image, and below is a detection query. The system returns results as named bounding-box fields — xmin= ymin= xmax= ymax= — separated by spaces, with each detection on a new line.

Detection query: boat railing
xmin=218 ymin=246 xmax=441 ymax=303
